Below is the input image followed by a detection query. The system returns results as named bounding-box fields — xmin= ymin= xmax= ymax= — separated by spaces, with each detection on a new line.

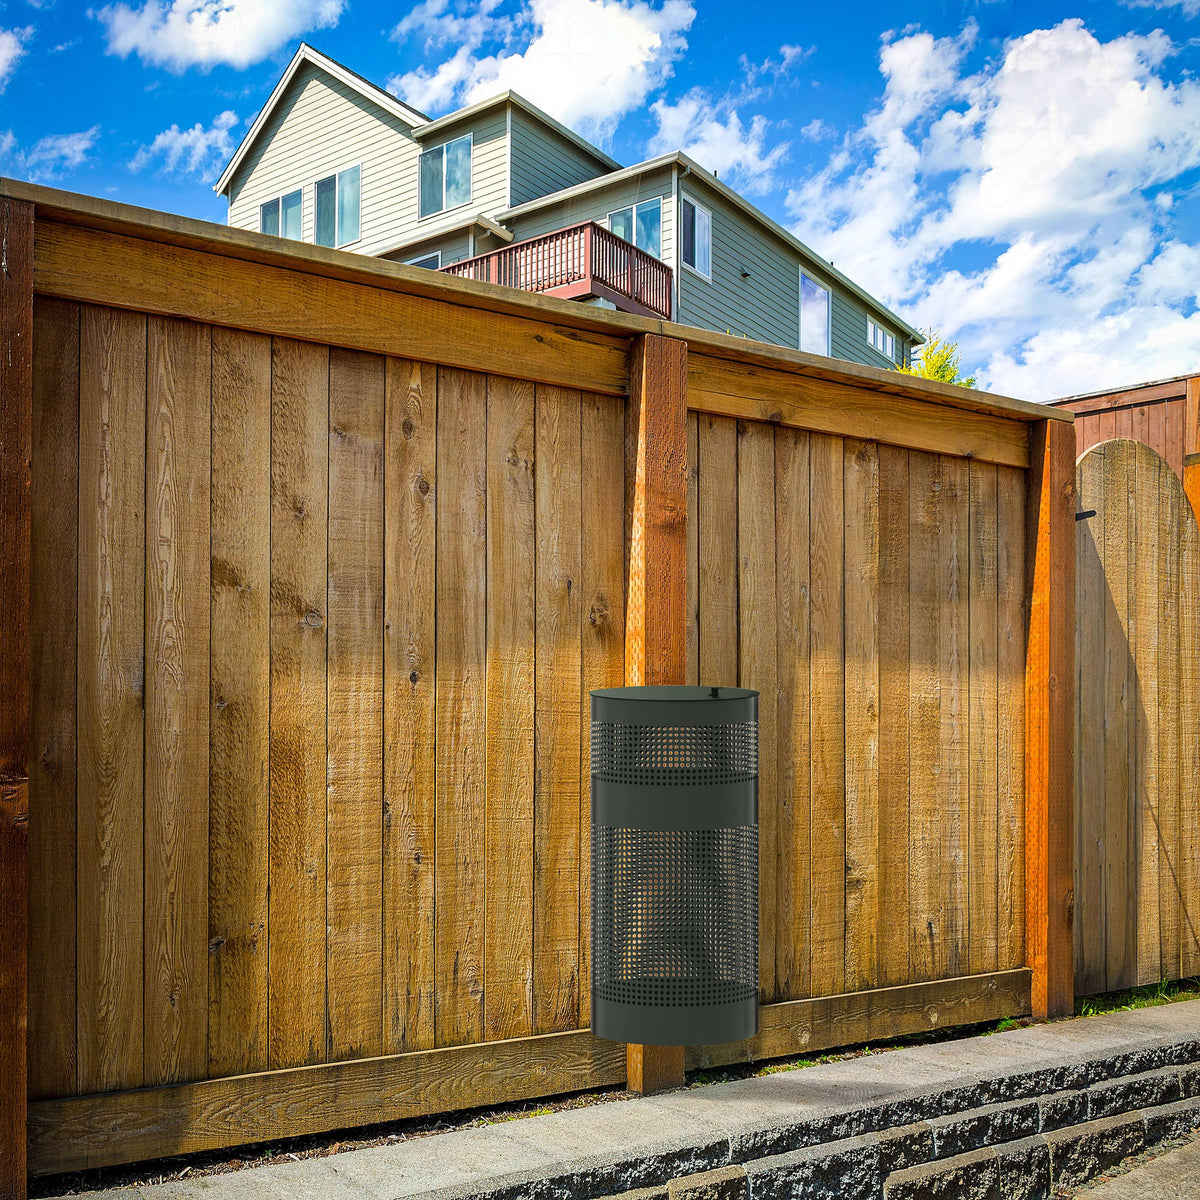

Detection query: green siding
xmin=382 ymin=229 xmax=472 ymax=267
xmin=831 ymin=291 xmax=906 ymax=370
xmin=509 ymin=109 xmax=609 ymax=206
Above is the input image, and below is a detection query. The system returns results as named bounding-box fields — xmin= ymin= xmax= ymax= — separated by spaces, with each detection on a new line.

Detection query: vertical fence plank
xmin=908 ymin=450 xmax=941 ymax=982
xmin=996 ymin=466 xmax=1026 ymax=975
xmin=685 ymin=412 xmax=699 ymax=687
xmin=1025 ymin=419 xmax=1075 ymax=1020
xmin=1157 ymin=459 xmax=1182 ymax=983
xmin=383 ymin=359 xmax=437 ymax=1054
xmin=268 ymin=338 xmax=329 ymax=1069
xmin=699 ymin=414 xmax=738 ymax=685
xmin=969 ymin=462 xmax=1000 ymax=978
xmin=624 ymin=333 xmax=687 ymax=1092
xmin=0 ymin=195 xmax=33 ymax=1196
xmin=844 ymin=438 xmax=880 ymax=993
xmin=580 ymin=392 xmax=625 ymax=1028
xmin=738 ymin=419 xmax=777 ymax=1001
xmin=1180 ymin=471 xmax=1200 ymax=979
xmin=809 ymin=432 xmax=845 ymax=998
xmin=144 ymin=316 xmax=211 ymax=1086
xmin=29 ymin=297 xmax=79 ymax=1100
xmin=775 ymin=428 xmax=810 ymax=1002
xmin=1185 ymin=377 xmax=1200 ymax=522
xmin=484 ymin=376 xmax=535 ymax=1042
xmin=1074 ymin=451 xmax=1106 ymax=995
xmin=877 ymin=446 xmax=911 ymax=988
xmin=208 ymin=327 xmax=271 ymax=1078
xmin=535 ymin=384 xmax=583 ymax=1034
xmin=326 ymin=348 xmax=385 ymax=1062
xmin=435 ymin=367 xmax=487 ymax=1049
xmin=1102 ymin=445 xmax=1135 ymax=990
xmin=77 ymin=304 xmax=146 ymax=1094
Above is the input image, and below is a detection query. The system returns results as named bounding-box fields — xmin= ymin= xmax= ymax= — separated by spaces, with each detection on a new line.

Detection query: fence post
xmin=1184 ymin=375 xmax=1200 ymax=521
xmin=623 ymin=332 xmax=688 ymax=1093
xmin=0 ymin=195 xmax=34 ymax=1199
xmin=1025 ymin=418 xmax=1076 ymax=1021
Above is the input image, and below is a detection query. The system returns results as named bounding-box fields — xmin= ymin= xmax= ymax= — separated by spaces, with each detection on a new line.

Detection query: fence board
xmin=1158 ymin=472 xmax=1182 ymax=981
xmin=435 ymin=367 xmax=488 ymax=1048
xmin=29 ymin=297 xmax=79 ymax=1100
xmin=268 ymin=338 xmax=329 ymax=1069
xmin=534 ymin=384 xmax=583 ymax=1034
xmin=698 ymin=414 xmax=738 ymax=685
xmin=327 ymin=348 xmax=385 ymax=1062
xmin=208 ymin=327 xmax=271 ymax=1079
xmin=144 ymin=315 xmax=211 ymax=1086
xmin=77 ymin=304 xmax=146 ymax=1095
xmin=383 ymin=359 xmax=437 ymax=1054
xmin=484 ymin=375 xmax=535 ymax=1042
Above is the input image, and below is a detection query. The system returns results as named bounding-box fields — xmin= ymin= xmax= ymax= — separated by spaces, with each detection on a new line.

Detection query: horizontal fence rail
xmin=0 ymin=176 xmax=1078 ymax=1193
xmin=440 ymin=222 xmax=673 ymax=320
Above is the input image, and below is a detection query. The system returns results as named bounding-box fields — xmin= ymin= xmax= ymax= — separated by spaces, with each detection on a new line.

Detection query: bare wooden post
xmin=1025 ymin=418 xmax=1076 ymax=1021
xmin=1184 ymin=375 xmax=1200 ymax=521
xmin=0 ymin=195 xmax=34 ymax=1198
xmin=623 ymin=332 xmax=688 ymax=1093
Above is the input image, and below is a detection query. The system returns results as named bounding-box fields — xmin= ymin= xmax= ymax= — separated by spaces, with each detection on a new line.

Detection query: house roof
xmin=214 ymin=43 xmax=430 ymax=196
xmin=413 ymin=91 xmax=621 ymax=173
xmin=498 ymin=152 xmax=924 ymax=345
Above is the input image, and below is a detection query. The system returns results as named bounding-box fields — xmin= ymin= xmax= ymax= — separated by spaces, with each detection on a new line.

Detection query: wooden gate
xmin=1075 ymin=438 xmax=1200 ymax=994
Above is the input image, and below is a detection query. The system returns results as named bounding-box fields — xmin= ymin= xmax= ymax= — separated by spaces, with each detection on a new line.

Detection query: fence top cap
xmin=590 ymin=686 xmax=758 ymax=702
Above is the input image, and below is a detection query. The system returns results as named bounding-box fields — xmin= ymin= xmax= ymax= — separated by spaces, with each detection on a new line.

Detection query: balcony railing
xmin=440 ymin=221 xmax=672 ymax=320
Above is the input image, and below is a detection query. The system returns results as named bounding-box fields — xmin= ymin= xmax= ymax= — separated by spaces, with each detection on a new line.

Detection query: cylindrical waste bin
xmin=590 ymin=685 xmax=759 ymax=1047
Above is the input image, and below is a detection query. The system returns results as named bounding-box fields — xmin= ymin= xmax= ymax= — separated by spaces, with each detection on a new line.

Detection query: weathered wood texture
xmin=689 ymin=427 xmax=1029 ymax=1003
xmin=1 ymin=195 xmax=33 ymax=1200
xmin=1075 ymin=439 xmax=1200 ymax=993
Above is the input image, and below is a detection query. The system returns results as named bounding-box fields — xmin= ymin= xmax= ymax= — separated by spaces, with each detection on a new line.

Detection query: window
xmin=406 ymin=252 xmax=442 ymax=270
xmin=868 ymin=319 xmax=895 ymax=360
xmin=680 ymin=196 xmax=712 ymax=279
xmin=800 ymin=274 xmax=830 ymax=356
xmin=260 ymin=189 xmax=302 ymax=240
xmin=315 ymin=165 xmax=360 ymax=248
xmin=419 ymin=134 xmax=472 ymax=219
xmin=607 ymin=197 xmax=662 ymax=259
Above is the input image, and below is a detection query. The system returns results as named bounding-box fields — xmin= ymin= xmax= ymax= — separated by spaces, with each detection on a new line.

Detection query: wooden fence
xmin=0 ymin=179 xmax=1075 ymax=1194
xmin=1074 ymin=438 xmax=1200 ymax=994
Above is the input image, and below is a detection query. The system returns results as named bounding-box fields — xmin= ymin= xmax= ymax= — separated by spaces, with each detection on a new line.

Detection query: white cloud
xmin=129 ymin=109 xmax=238 ymax=178
xmin=649 ymin=90 xmax=788 ymax=194
xmin=785 ymin=19 xmax=1200 ymax=400
xmin=13 ymin=126 xmax=101 ymax=181
xmin=0 ymin=26 xmax=33 ymax=91
xmin=389 ymin=0 xmax=695 ymax=142
xmin=1121 ymin=0 xmax=1200 ymax=18
xmin=95 ymin=0 xmax=344 ymax=71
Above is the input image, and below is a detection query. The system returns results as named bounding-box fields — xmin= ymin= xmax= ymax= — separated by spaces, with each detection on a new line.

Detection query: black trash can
xmin=590 ymin=685 xmax=759 ymax=1047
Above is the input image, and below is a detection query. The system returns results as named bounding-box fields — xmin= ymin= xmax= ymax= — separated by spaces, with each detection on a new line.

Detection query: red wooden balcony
xmin=440 ymin=221 xmax=672 ymax=320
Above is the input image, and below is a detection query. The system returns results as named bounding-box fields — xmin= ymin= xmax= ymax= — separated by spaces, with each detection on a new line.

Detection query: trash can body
xmin=590 ymin=686 xmax=759 ymax=1047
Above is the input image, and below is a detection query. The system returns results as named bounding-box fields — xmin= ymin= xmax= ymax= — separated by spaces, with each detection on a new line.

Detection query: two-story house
xmin=215 ymin=44 xmax=921 ymax=369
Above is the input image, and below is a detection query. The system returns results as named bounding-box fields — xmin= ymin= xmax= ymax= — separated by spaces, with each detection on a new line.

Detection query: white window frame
xmin=867 ymin=319 xmax=895 ymax=360
xmin=310 ymin=162 xmax=362 ymax=249
xmin=405 ymin=251 xmax=443 ymax=270
xmin=260 ymin=187 xmax=303 ymax=240
xmin=799 ymin=270 xmax=831 ymax=356
xmin=419 ymin=132 xmax=473 ymax=221
xmin=679 ymin=193 xmax=712 ymax=282
xmin=605 ymin=196 xmax=664 ymax=260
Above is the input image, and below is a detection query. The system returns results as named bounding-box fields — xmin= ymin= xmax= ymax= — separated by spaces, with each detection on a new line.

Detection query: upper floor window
xmin=420 ymin=134 xmax=472 ymax=219
xmin=608 ymin=197 xmax=662 ymax=259
xmin=406 ymin=251 xmax=442 ymax=270
xmin=800 ymin=274 xmax=830 ymax=356
xmin=868 ymin=319 xmax=895 ymax=359
xmin=315 ymin=165 xmax=361 ymax=248
xmin=680 ymin=196 xmax=712 ymax=279
xmin=261 ymin=189 xmax=302 ymax=240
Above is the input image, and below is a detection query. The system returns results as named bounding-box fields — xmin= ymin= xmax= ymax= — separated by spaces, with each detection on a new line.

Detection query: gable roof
xmin=413 ymin=91 xmax=621 ymax=173
xmin=498 ymin=152 xmax=924 ymax=345
xmin=214 ymin=43 xmax=430 ymax=196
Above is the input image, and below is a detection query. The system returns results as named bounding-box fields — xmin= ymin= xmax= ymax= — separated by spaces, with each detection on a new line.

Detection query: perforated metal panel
xmin=590 ymin=686 xmax=759 ymax=1047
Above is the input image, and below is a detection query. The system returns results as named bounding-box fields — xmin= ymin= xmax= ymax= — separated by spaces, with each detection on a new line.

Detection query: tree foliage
xmin=897 ymin=330 xmax=978 ymax=389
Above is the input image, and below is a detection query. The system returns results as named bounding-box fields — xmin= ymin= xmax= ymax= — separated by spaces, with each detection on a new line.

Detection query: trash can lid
xmin=590 ymin=686 xmax=757 ymax=701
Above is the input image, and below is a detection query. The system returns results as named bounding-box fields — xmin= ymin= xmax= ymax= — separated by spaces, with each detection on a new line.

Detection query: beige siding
xmin=509 ymin=110 xmax=609 ymax=206
xmin=228 ymin=69 xmax=511 ymax=257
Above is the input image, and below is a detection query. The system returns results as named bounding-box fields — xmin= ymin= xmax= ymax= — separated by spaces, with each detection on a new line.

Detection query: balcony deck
xmin=440 ymin=221 xmax=672 ymax=320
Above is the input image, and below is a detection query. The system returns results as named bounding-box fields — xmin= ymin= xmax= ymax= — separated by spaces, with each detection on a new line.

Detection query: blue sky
xmin=2 ymin=0 xmax=1199 ymax=399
